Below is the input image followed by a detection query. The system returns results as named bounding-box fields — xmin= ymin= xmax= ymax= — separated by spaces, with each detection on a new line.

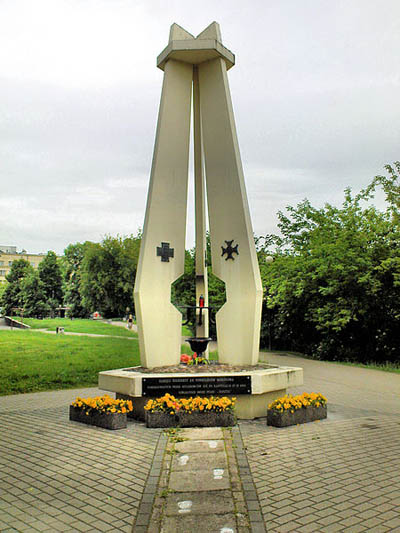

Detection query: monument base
xmin=99 ymin=365 xmax=303 ymax=420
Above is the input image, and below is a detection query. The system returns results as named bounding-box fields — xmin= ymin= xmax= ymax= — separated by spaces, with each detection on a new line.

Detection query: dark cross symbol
xmin=157 ymin=242 xmax=174 ymax=262
xmin=221 ymin=240 xmax=239 ymax=261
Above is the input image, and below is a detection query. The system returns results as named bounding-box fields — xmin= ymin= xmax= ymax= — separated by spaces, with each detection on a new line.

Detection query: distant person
xmin=127 ymin=314 xmax=133 ymax=330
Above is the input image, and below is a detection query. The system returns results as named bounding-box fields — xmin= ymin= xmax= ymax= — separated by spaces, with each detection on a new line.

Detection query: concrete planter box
xmin=267 ymin=405 xmax=327 ymax=427
xmin=146 ymin=412 xmax=180 ymax=428
xmin=69 ymin=406 xmax=127 ymax=430
xmin=145 ymin=411 xmax=236 ymax=428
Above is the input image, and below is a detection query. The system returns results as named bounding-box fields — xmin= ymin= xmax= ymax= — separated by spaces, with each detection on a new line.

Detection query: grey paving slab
xmin=169 ymin=468 xmax=231 ymax=492
xmin=175 ymin=438 xmax=225 ymax=453
xmin=165 ymin=490 xmax=234 ymax=516
xmin=171 ymin=450 xmax=227 ymax=471
xmin=180 ymin=427 xmax=224 ymax=440
xmin=161 ymin=512 xmax=237 ymax=532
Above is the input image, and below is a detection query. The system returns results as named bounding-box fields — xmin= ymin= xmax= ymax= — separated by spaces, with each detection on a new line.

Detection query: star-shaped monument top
xmin=157 ymin=22 xmax=235 ymax=71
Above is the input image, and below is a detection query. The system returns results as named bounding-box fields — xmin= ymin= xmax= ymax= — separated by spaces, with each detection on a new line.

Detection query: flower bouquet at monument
xmin=144 ymin=393 xmax=236 ymax=428
xmin=69 ymin=394 xmax=133 ymax=430
xmin=180 ymin=352 xmax=210 ymax=365
xmin=180 ymin=353 xmax=192 ymax=364
xmin=267 ymin=392 xmax=327 ymax=427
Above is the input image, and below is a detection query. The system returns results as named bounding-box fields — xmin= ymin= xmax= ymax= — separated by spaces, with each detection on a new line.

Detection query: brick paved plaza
xmin=1 ymin=354 xmax=399 ymax=532
xmin=0 ymin=388 xmax=162 ymax=532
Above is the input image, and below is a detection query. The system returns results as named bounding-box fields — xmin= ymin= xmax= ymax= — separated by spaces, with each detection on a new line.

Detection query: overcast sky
xmin=1 ymin=0 xmax=399 ymax=254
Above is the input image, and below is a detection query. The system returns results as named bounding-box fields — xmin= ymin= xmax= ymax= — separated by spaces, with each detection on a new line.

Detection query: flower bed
xmin=267 ymin=393 xmax=327 ymax=427
xmin=70 ymin=394 xmax=133 ymax=430
xmin=144 ymin=393 xmax=236 ymax=428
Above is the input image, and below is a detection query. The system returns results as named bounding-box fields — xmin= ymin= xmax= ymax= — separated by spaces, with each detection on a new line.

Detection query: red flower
xmin=180 ymin=354 xmax=191 ymax=363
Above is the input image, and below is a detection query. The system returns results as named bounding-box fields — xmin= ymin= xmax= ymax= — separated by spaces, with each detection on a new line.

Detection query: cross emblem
xmin=221 ymin=240 xmax=239 ymax=260
xmin=157 ymin=242 xmax=174 ymax=262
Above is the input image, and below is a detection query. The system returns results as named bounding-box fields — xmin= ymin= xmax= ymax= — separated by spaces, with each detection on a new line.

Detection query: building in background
xmin=0 ymin=246 xmax=47 ymax=283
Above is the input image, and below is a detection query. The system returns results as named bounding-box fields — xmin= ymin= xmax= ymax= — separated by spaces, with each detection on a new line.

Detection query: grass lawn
xmin=21 ymin=318 xmax=137 ymax=337
xmin=181 ymin=325 xmax=193 ymax=337
xmin=329 ymin=359 xmax=400 ymax=374
xmin=261 ymin=349 xmax=400 ymax=374
xmin=0 ymin=330 xmax=140 ymax=395
xmin=0 ymin=329 xmax=218 ymax=395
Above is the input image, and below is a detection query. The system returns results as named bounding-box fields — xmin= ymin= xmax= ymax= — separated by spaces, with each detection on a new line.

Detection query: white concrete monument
xmin=99 ymin=22 xmax=303 ymax=420
xmin=134 ymin=22 xmax=263 ymax=368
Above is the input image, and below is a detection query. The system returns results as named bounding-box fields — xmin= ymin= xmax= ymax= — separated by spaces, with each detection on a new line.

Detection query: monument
xmin=134 ymin=21 xmax=262 ymax=368
xmin=99 ymin=22 xmax=303 ymax=419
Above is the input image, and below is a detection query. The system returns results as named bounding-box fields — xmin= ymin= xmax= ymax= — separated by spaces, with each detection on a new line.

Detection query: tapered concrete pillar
xmin=134 ymin=53 xmax=193 ymax=368
xmin=199 ymin=56 xmax=263 ymax=365
xmin=135 ymin=22 xmax=262 ymax=367
xmin=193 ymin=66 xmax=209 ymax=341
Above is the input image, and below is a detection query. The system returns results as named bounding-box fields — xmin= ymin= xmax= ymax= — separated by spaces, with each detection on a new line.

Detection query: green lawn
xmin=0 ymin=329 xmax=218 ymax=395
xmin=329 ymin=359 xmax=400 ymax=374
xmin=21 ymin=318 xmax=137 ymax=337
xmin=261 ymin=349 xmax=400 ymax=374
xmin=181 ymin=325 xmax=193 ymax=337
xmin=0 ymin=331 xmax=140 ymax=395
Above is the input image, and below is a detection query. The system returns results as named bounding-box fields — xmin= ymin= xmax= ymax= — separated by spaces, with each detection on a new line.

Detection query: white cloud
xmin=0 ymin=0 xmax=399 ymax=255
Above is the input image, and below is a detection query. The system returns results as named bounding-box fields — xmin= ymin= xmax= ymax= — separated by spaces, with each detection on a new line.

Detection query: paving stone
xmin=171 ymin=450 xmax=227 ymax=471
xmin=180 ymin=427 xmax=224 ymax=440
xmin=323 ymin=522 xmax=343 ymax=533
xmin=2 ymin=354 xmax=400 ymax=533
xmin=241 ymin=353 xmax=400 ymax=533
xmin=165 ymin=490 xmax=234 ymax=516
xmin=0 ymin=387 xmax=161 ymax=533
xmin=161 ymin=512 xmax=237 ymax=532
xmin=169 ymin=468 xmax=231 ymax=492
xmin=175 ymin=439 xmax=225 ymax=453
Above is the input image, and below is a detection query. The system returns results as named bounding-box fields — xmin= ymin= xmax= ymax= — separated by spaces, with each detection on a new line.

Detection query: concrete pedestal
xmin=99 ymin=365 xmax=303 ymax=420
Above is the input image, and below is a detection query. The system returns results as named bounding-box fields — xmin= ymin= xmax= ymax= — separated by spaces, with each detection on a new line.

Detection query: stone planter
xmin=145 ymin=412 xmax=180 ymax=428
xmin=145 ymin=411 xmax=236 ymax=428
xmin=69 ymin=406 xmax=127 ymax=430
xmin=267 ymin=405 xmax=327 ymax=428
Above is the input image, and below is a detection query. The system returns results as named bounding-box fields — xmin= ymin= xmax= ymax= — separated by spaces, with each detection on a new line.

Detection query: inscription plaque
xmin=142 ymin=375 xmax=251 ymax=396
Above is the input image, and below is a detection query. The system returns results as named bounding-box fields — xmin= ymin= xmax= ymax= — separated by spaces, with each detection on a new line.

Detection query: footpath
xmin=0 ymin=351 xmax=399 ymax=532
xmin=133 ymin=426 xmax=265 ymax=533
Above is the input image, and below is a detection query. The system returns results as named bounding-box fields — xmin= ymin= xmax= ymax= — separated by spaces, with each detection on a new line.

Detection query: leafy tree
xmin=259 ymin=162 xmax=400 ymax=364
xmin=80 ymin=234 xmax=141 ymax=317
xmin=61 ymin=242 xmax=89 ymax=318
xmin=0 ymin=282 xmax=7 ymax=310
xmin=21 ymin=271 xmax=49 ymax=317
xmin=38 ymin=251 xmax=63 ymax=314
xmin=0 ymin=259 xmax=34 ymax=315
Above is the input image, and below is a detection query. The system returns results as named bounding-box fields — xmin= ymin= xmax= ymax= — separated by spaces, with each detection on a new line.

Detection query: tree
xmin=21 ymin=272 xmax=49 ymax=317
xmin=61 ymin=242 xmax=89 ymax=318
xmin=0 ymin=259 xmax=34 ymax=315
xmin=80 ymin=234 xmax=141 ymax=317
xmin=0 ymin=281 xmax=7 ymax=306
xmin=38 ymin=251 xmax=63 ymax=314
xmin=259 ymin=162 xmax=400 ymax=364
